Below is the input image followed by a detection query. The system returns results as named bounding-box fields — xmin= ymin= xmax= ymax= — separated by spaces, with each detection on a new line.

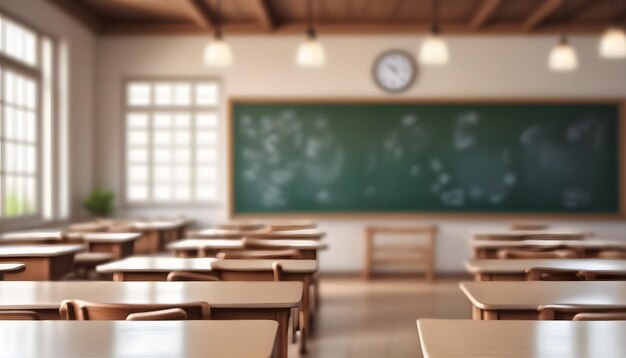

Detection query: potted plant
xmin=84 ymin=188 xmax=115 ymax=218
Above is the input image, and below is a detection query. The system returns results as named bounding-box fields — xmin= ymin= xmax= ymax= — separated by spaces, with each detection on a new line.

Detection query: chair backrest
xmin=580 ymin=270 xmax=626 ymax=281
xmin=60 ymin=299 xmax=210 ymax=320
xmin=0 ymin=311 xmax=40 ymax=320
xmin=573 ymin=312 xmax=626 ymax=321
xmin=216 ymin=249 xmax=301 ymax=260
xmin=539 ymin=304 xmax=626 ymax=320
xmin=214 ymin=261 xmax=285 ymax=282
xmin=598 ymin=250 xmax=626 ymax=260
xmin=126 ymin=308 xmax=188 ymax=321
xmin=510 ymin=223 xmax=549 ymax=231
xmin=166 ymin=271 xmax=221 ymax=282
xmin=525 ymin=267 xmax=584 ymax=281
xmin=497 ymin=248 xmax=579 ymax=259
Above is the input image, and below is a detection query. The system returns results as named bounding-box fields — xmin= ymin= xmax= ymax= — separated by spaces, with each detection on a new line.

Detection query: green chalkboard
xmin=230 ymin=100 xmax=621 ymax=216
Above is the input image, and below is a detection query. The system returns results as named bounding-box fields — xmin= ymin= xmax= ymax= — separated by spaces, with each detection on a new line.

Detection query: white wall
xmin=95 ymin=34 xmax=626 ymax=273
xmin=0 ymin=0 xmax=96 ymax=220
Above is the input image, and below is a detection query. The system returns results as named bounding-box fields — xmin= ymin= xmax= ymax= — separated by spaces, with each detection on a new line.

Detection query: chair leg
xmin=291 ymin=307 xmax=299 ymax=343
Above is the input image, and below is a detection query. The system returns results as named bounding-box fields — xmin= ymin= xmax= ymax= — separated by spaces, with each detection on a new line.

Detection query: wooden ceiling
xmin=47 ymin=0 xmax=626 ymax=35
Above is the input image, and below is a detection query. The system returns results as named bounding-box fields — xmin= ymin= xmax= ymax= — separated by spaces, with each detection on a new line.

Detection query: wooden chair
xmin=166 ymin=271 xmax=221 ymax=282
xmin=573 ymin=312 xmax=626 ymax=321
xmin=580 ymin=271 xmax=626 ymax=281
xmin=0 ymin=311 xmax=40 ymax=320
xmin=598 ymin=250 xmax=626 ymax=259
xmin=538 ymin=304 xmax=626 ymax=320
xmin=510 ymin=223 xmax=549 ymax=231
xmin=496 ymin=248 xmax=579 ymax=259
xmin=126 ymin=308 xmax=188 ymax=321
xmin=74 ymin=252 xmax=114 ymax=278
xmin=524 ymin=267 xmax=584 ymax=281
xmin=59 ymin=299 xmax=211 ymax=320
xmin=215 ymin=249 xmax=301 ymax=260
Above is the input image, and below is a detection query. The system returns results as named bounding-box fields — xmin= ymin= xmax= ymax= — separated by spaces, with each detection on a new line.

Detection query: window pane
xmin=154 ymin=83 xmax=172 ymax=106
xmin=174 ymin=113 xmax=190 ymax=128
xmin=196 ymin=148 xmax=217 ymax=163
xmin=196 ymin=186 xmax=217 ymax=200
xmin=127 ymin=83 xmax=151 ymax=106
xmin=128 ymin=165 xmax=148 ymax=183
xmin=127 ymin=148 xmax=148 ymax=163
xmin=127 ymin=113 xmax=148 ymax=128
xmin=153 ymin=148 xmax=172 ymax=163
xmin=127 ymin=185 xmax=148 ymax=201
xmin=154 ymin=186 xmax=172 ymax=200
xmin=174 ymin=84 xmax=191 ymax=106
xmin=196 ymin=166 xmax=217 ymax=181
xmin=153 ymin=131 xmax=172 ymax=145
xmin=197 ymin=113 xmax=218 ymax=128
xmin=195 ymin=83 xmax=218 ymax=106
xmin=173 ymin=186 xmax=190 ymax=200
xmin=153 ymin=113 xmax=172 ymax=128
xmin=173 ymin=168 xmax=190 ymax=183
xmin=127 ymin=131 xmax=148 ymax=146
xmin=196 ymin=130 xmax=217 ymax=146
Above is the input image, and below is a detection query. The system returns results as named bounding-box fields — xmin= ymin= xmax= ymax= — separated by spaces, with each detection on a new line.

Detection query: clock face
xmin=373 ymin=50 xmax=417 ymax=93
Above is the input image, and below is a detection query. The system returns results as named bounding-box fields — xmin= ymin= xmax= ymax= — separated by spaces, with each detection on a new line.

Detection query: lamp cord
xmin=431 ymin=0 xmax=440 ymax=35
xmin=215 ymin=0 xmax=223 ymax=39
xmin=307 ymin=0 xmax=316 ymax=39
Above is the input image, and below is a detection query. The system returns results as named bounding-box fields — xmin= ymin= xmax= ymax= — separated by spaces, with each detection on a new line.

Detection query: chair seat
xmin=75 ymin=252 xmax=114 ymax=266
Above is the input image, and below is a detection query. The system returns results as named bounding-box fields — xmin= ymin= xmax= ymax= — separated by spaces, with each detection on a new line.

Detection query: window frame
xmin=121 ymin=76 xmax=222 ymax=208
xmin=0 ymin=10 xmax=48 ymax=225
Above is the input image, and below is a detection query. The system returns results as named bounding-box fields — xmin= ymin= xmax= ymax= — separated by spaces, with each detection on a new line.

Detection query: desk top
xmin=246 ymin=229 xmax=325 ymax=240
xmin=132 ymin=220 xmax=186 ymax=230
xmin=168 ymin=239 xmax=246 ymax=251
xmin=97 ymin=256 xmax=216 ymax=273
xmin=212 ymin=259 xmax=318 ymax=273
xmin=466 ymin=259 xmax=626 ymax=274
xmin=460 ymin=281 xmax=626 ymax=310
xmin=266 ymin=221 xmax=317 ymax=231
xmin=417 ymin=319 xmax=626 ymax=358
xmin=472 ymin=230 xmax=587 ymax=241
xmin=472 ymin=238 xmax=626 ymax=249
xmin=0 ymin=320 xmax=277 ymax=358
xmin=66 ymin=222 xmax=109 ymax=233
xmin=0 ymin=281 xmax=302 ymax=309
xmin=82 ymin=232 xmax=142 ymax=243
xmin=0 ymin=263 xmax=25 ymax=273
xmin=188 ymin=229 xmax=247 ymax=239
xmin=246 ymin=238 xmax=328 ymax=250
xmin=0 ymin=244 xmax=85 ymax=257
xmin=97 ymin=256 xmax=317 ymax=274
xmin=0 ymin=231 xmax=64 ymax=243
xmin=217 ymin=222 xmax=267 ymax=231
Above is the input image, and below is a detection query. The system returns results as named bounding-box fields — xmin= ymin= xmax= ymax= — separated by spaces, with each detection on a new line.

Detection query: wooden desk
xmin=66 ymin=222 xmax=109 ymax=233
xmin=460 ymin=281 xmax=626 ymax=320
xmin=0 ymin=245 xmax=85 ymax=280
xmin=247 ymin=229 xmax=325 ymax=240
xmin=82 ymin=233 xmax=141 ymax=259
xmin=217 ymin=222 xmax=267 ymax=231
xmin=418 ymin=319 xmax=626 ymax=358
xmin=0 ymin=231 xmax=64 ymax=245
xmin=132 ymin=220 xmax=186 ymax=254
xmin=0 ymin=281 xmax=301 ymax=358
xmin=472 ymin=230 xmax=586 ymax=241
xmin=266 ymin=221 xmax=317 ymax=231
xmin=188 ymin=229 xmax=246 ymax=239
xmin=466 ymin=259 xmax=626 ymax=281
xmin=245 ymin=239 xmax=328 ymax=259
xmin=0 ymin=263 xmax=25 ymax=280
xmin=168 ymin=238 xmax=327 ymax=259
xmin=472 ymin=239 xmax=626 ymax=259
xmin=97 ymin=257 xmax=318 ymax=354
xmin=0 ymin=320 xmax=278 ymax=358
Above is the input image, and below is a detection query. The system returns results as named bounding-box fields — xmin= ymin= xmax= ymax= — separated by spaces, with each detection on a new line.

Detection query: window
xmin=124 ymin=79 xmax=220 ymax=204
xmin=0 ymin=13 xmax=55 ymax=221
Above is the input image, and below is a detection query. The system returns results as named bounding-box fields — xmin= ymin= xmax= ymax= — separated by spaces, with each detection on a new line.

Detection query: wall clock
xmin=372 ymin=50 xmax=418 ymax=93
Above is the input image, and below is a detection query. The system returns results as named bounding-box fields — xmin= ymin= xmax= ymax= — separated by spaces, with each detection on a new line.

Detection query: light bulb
xmin=549 ymin=38 xmax=578 ymax=72
xmin=419 ymin=34 xmax=449 ymax=66
xmin=599 ymin=27 xmax=626 ymax=59
xmin=296 ymin=37 xmax=325 ymax=67
xmin=203 ymin=38 xmax=233 ymax=67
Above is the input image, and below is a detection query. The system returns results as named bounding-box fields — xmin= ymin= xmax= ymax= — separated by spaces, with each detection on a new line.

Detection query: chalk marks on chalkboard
xmin=564 ymin=189 xmax=591 ymax=209
xmin=454 ymin=111 xmax=479 ymax=150
xmin=239 ymin=110 xmax=346 ymax=208
xmin=566 ymin=117 xmax=606 ymax=149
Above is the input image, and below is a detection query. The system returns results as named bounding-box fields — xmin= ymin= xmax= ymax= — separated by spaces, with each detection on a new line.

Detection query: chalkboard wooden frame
xmin=228 ymin=97 xmax=626 ymax=220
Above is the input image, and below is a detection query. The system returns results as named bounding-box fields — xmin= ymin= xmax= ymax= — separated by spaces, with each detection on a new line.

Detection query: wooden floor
xmin=289 ymin=277 xmax=470 ymax=358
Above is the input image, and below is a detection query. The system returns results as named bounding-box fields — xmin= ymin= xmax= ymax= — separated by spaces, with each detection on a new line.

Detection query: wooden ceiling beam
xmin=251 ymin=0 xmax=274 ymax=30
xmin=45 ymin=0 xmax=101 ymax=32
xmin=522 ymin=0 xmax=563 ymax=32
xmin=186 ymin=0 xmax=213 ymax=29
xmin=101 ymin=21 xmax=612 ymax=36
xmin=469 ymin=0 xmax=503 ymax=30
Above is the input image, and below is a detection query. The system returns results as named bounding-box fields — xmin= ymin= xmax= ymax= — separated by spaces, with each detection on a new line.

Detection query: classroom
xmin=0 ymin=0 xmax=626 ymax=357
